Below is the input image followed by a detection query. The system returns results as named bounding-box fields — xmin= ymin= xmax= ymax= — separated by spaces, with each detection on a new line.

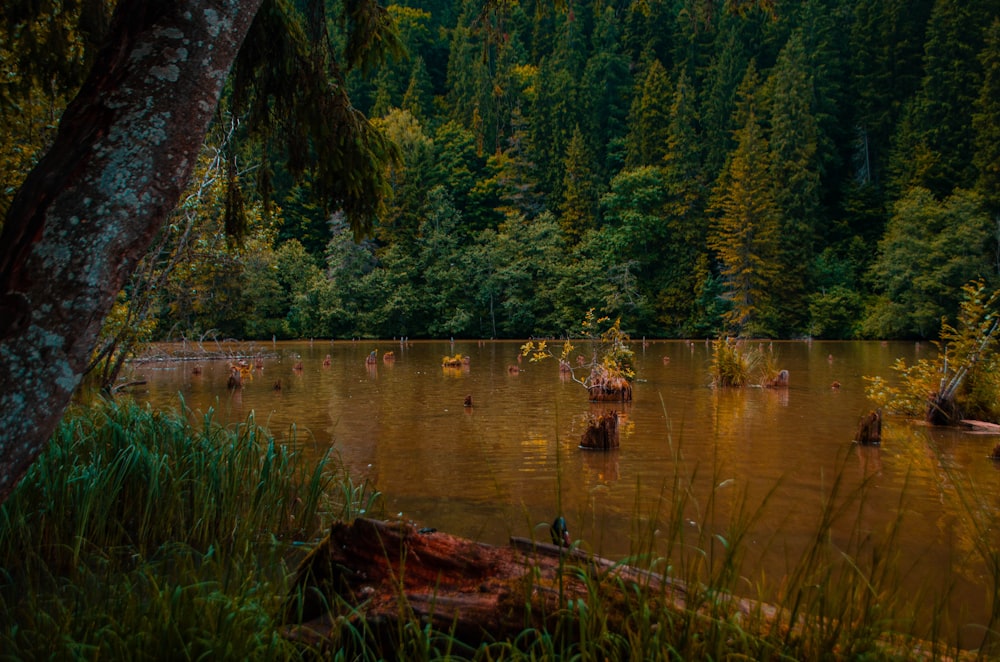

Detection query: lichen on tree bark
xmin=0 ymin=0 xmax=264 ymax=503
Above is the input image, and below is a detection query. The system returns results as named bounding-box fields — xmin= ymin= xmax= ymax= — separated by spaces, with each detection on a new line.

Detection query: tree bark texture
xmin=281 ymin=518 xmax=689 ymax=652
xmin=0 ymin=0 xmax=264 ymax=503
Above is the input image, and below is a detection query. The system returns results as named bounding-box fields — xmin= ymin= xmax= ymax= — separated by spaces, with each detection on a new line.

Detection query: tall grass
xmin=0 ymin=397 xmax=381 ymax=660
xmin=0 ymin=398 xmax=988 ymax=660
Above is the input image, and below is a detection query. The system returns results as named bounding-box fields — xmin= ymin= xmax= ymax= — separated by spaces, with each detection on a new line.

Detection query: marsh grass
xmin=0 ymin=398 xmax=989 ymax=660
xmin=0 ymin=397 xmax=381 ymax=660
xmin=710 ymin=337 xmax=781 ymax=388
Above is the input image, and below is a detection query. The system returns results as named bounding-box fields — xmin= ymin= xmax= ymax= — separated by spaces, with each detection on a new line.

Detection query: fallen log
xmin=280 ymin=517 xmax=687 ymax=653
xmin=280 ymin=518 xmax=976 ymax=659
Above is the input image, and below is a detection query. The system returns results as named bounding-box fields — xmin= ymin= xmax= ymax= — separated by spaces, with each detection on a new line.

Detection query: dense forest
xmin=5 ymin=0 xmax=1000 ymax=344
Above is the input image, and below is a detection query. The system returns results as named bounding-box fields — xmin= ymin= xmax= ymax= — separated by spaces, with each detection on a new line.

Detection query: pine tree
xmin=402 ymin=56 xmax=435 ymax=124
xmin=888 ymin=0 xmax=992 ymax=198
xmin=765 ymin=29 xmax=821 ymax=334
xmin=559 ymin=124 xmax=599 ymax=243
xmin=708 ymin=63 xmax=780 ymax=337
xmin=580 ymin=6 xmax=632 ymax=178
xmin=530 ymin=55 xmax=579 ymax=201
xmin=625 ymin=57 xmax=672 ymax=168
xmin=848 ymin=0 xmax=933 ymax=189
xmin=973 ymin=18 xmax=1000 ymax=219
xmin=660 ymin=65 xmax=709 ymax=334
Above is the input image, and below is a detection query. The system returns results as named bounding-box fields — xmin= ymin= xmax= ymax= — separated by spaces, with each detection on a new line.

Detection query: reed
xmin=0 ymin=397 xmax=381 ymax=660
xmin=1 ymin=398 xmax=989 ymax=660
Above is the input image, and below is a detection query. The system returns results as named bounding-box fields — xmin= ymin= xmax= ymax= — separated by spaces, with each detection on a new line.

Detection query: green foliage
xmin=0 ymin=398 xmax=382 ymax=659
xmin=522 ymin=309 xmax=635 ymax=394
xmin=973 ymin=18 xmax=1000 ymax=216
xmin=709 ymin=336 xmax=779 ymax=388
xmin=866 ymin=279 xmax=1000 ymax=422
xmin=625 ymin=57 xmax=672 ymax=168
xmin=708 ymin=63 xmax=780 ymax=337
xmin=25 ymin=0 xmax=996 ymax=342
xmin=863 ymin=187 xmax=993 ymax=339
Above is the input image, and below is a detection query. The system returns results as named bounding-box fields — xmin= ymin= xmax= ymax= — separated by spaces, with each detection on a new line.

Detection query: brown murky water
xmin=132 ymin=339 xmax=1000 ymax=646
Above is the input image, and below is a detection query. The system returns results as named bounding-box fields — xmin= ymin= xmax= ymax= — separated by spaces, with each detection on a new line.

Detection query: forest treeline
xmin=4 ymin=0 xmax=1000 ymax=343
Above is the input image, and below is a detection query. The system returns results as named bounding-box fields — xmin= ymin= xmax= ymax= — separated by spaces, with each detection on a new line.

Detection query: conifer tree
xmin=530 ymin=56 xmax=579 ymax=200
xmin=765 ymin=29 xmax=821 ymax=334
xmin=402 ymin=56 xmax=435 ymax=124
xmin=559 ymin=124 xmax=599 ymax=243
xmin=973 ymin=18 xmax=1000 ymax=221
xmin=888 ymin=0 xmax=991 ymax=198
xmin=580 ymin=6 xmax=632 ymax=178
xmin=660 ymin=65 xmax=709 ymax=334
xmin=625 ymin=56 xmax=672 ymax=168
xmin=708 ymin=63 xmax=780 ymax=336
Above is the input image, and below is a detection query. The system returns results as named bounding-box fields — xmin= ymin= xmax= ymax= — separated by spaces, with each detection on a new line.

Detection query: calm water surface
xmin=133 ymin=339 xmax=1000 ymax=645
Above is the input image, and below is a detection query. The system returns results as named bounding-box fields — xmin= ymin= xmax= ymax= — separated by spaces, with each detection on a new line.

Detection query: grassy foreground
xmin=0 ymin=398 xmax=992 ymax=659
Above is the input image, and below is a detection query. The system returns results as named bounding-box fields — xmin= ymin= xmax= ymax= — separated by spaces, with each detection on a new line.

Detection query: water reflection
xmin=130 ymin=339 xmax=1000 ymax=645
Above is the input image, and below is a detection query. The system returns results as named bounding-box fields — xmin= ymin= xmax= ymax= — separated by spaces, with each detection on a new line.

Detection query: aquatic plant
xmin=709 ymin=337 xmax=782 ymax=388
xmin=522 ymin=309 xmax=635 ymax=400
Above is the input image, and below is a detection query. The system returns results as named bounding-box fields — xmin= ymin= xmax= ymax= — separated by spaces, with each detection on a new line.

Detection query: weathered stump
xmin=926 ymin=392 xmax=961 ymax=426
xmin=281 ymin=518 xmax=684 ymax=653
xmin=764 ymin=369 xmax=789 ymax=388
xmin=587 ymin=379 xmax=632 ymax=402
xmin=580 ymin=410 xmax=620 ymax=450
xmin=855 ymin=410 xmax=882 ymax=445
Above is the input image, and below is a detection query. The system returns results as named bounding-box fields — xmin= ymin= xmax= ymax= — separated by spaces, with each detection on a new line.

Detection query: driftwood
xmin=580 ymin=410 xmax=620 ymax=450
xmin=281 ymin=518 xmax=687 ymax=652
xmin=280 ymin=518 xmax=975 ymax=659
xmin=855 ymin=410 xmax=882 ymax=445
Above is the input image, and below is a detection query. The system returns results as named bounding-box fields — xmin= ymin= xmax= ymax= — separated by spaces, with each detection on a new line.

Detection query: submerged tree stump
xmin=580 ymin=410 xmax=620 ymax=450
xmin=855 ymin=410 xmax=882 ymax=445
xmin=926 ymin=392 xmax=961 ymax=426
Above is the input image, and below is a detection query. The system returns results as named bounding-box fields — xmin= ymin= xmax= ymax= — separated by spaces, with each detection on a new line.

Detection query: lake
xmin=132 ymin=338 xmax=999 ymax=647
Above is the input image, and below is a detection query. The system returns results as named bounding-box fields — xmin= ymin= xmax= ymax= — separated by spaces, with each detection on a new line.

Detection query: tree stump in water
xmin=926 ymin=392 xmax=961 ymax=426
xmin=580 ymin=410 xmax=619 ymax=450
xmin=855 ymin=410 xmax=882 ymax=445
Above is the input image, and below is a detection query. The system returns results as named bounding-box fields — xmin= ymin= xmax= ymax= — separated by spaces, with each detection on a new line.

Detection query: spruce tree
xmin=661 ymin=65 xmax=709 ymax=335
xmin=973 ymin=18 xmax=1000 ymax=220
xmin=765 ymin=29 xmax=821 ymax=334
xmin=888 ymin=0 xmax=993 ymax=198
xmin=625 ymin=56 xmax=672 ymax=168
xmin=708 ymin=63 xmax=780 ymax=337
xmin=559 ymin=124 xmax=600 ymax=244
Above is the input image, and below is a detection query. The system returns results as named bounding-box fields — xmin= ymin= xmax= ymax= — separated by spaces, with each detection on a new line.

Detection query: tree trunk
xmin=0 ymin=0 xmax=264 ymax=503
xmin=580 ymin=410 xmax=620 ymax=450
xmin=281 ymin=518 xmax=689 ymax=652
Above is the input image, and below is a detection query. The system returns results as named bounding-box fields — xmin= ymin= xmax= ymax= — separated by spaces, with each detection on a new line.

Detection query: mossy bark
xmin=0 ymin=0 xmax=263 ymax=503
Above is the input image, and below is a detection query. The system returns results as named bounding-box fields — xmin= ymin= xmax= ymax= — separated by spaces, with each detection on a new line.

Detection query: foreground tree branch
xmin=0 ymin=0 xmax=263 ymax=502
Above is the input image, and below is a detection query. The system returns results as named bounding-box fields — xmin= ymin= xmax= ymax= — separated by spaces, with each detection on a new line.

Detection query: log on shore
xmin=281 ymin=517 xmax=687 ymax=652
xmin=280 ymin=518 xmax=976 ymax=659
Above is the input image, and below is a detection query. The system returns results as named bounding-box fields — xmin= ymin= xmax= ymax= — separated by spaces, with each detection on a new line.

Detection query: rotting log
xmin=280 ymin=518 xmax=976 ymax=659
xmin=580 ymin=410 xmax=620 ymax=450
xmin=281 ymin=517 xmax=687 ymax=652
